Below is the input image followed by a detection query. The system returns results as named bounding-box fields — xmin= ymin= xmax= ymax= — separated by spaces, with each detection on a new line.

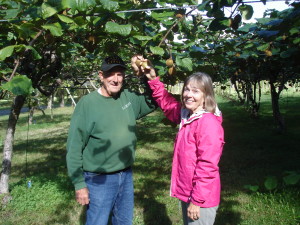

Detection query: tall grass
xmin=0 ymin=92 xmax=299 ymax=225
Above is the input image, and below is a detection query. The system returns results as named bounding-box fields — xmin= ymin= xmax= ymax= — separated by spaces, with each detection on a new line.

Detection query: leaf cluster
xmin=0 ymin=0 xmax=299 ymax=98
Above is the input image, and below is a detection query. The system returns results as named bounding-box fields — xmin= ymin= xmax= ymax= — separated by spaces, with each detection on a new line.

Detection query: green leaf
xmin=271 ymin=48 xmax=280 ymax=55
xmin=280 ymin=48 xmax=298 ymax=58
xmin=73 ymin=16 xmax=88 ymax=27
xmin=176 ymin=57 xmax=193 ymax=71
xmin=209 ymin=17 xmax=231 ymax=31
xmin=257 ymin=43 xmax=270 ymax=51
xmin=14 ymin=44 xmax=26 ymax=53
xmin=7 ymin=32 xmax=16 ymax=41
xmin=289 ymin=27 xmax=299 ymax=35
xmin=61 ymin=0 xmax=72 ymax=8
xmin=151 ymin=11 xmax=174 ymax=21
xmin=257 ymin=30 xmax=279 ymax=38
xmin=18 ymin=23 xmax=39 ymax=39
xmin=220 ymin=0 xmax=237 ymax=7
xmin=238 ymin=5 xmax=254 ymax=20
xmin=244 ymin=185 xmax=259 ymax=192
xmin=105 ymin=22 xmax=132 ymax=36
xmin=1 ymin=75 xmax=33 ymax=96
xmin=220 ymin=18 xmax=231 ymax=27
xmin=57 ymin=14 xmax=75 ymax=24
xmin=3 ymin=44 xmax=41 ymax=60
xmin=293 ymin=38 xmax=300 ymax=44
xmin=264 ymin=176 xmax=278 ymax=190
xmin=41 ymin=3 xmax=58 ymax=19
xmin=116 ymin=12 xmax=126 ymax=19
xmin=238 ymin=23 xmax=256 ymax=32
xmin=211 ymin=54 xmax=226 ymax=64
xmin=149 ymin=46 xmax=164 ymax=56
xmin=239 ymin=51 xmax=251 ymax=59
xmin=69 ymin=0 xmax=96 ymax=12
xmin=25 ymin=46 xmax=42 ymax=60
xmin=256 ymin=18 xmax=273 ymax=24
xmin=42 ymin=23 xmax=63 ymax=36
xmin=133 ymin=35 xmax=153 ymax=41
xmin=4 ymin=8 xmax=21 ymax=19
xmin=283 ymin=172 xmax=300 ymax=185
xmin=0 ymin=46 xmax=15 ymax=61
xmin=207 ymin=8 xmax=225 ymax=18
xmin=100 ymin=0 xmax=119 ymax=11
xmin=197 ymin=0 xmax=210 ymax=11
xmin=244 ymin=43 xmax=254 ymax=49
xmin=0 ymin=68 xmax=13 ymax=76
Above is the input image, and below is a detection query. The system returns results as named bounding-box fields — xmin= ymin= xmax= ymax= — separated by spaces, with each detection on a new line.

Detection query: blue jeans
xmin=84 ymin=168 xmax=134 ymax=225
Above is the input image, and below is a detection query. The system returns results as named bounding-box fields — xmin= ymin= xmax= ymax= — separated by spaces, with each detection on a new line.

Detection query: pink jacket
xmin=148 ymin=78 xmax=224 ymax=207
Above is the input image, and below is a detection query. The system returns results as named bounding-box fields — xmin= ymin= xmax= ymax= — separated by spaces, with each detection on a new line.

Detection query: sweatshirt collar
xmin=179 ymin=106 xmax=222 ymax=128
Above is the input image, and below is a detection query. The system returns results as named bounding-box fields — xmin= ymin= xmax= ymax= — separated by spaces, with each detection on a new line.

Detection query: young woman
xmin=133 ymin=57 xmax=224 ymax=225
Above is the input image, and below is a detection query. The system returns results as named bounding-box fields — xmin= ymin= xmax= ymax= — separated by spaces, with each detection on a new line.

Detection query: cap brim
xmin=101 ymin=64 xmax=127 ymax=72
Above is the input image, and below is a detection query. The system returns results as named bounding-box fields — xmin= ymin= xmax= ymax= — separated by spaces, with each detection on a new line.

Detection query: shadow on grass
xmin=7 ymin=129 xmax=83 ymax=224
xmin=215 ymin=199 xmax=241 ymax=225
xmin=17 ymin=113 xmax=72 ymax=127
xmin=134 ymin=114 xmax=176 ymax=224
xmin=4 ymin=94 xmax=300 ymax=224
xmin=45 ymin=204 xmax=86 ymax=225
xmin=133 ymin=149 xmax=173 ymax=225
xmin=8 ymin=111 xmax=176 ymax=224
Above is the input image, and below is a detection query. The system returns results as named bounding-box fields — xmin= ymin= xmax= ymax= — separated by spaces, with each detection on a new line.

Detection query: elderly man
xmin=66 ymin=55 xmax=156 ymax=225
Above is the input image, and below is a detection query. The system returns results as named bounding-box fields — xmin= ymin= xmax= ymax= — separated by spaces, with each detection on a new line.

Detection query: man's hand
xmin=75 ymin=187 xmax=90 ymax=205
xmin=187 ymin=202 xmax=200 ymax=220
xmin=131 ymin=55 xmax=157 ymax=80
xmin=131 ymin=55 xmax=144 ymax=77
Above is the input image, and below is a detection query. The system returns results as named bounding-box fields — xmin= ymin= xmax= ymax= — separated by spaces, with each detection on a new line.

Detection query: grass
xmin=0 ymin=99 xmax=12 ymax=110
xmin=0 ymin=91 xmax=299 ymax=225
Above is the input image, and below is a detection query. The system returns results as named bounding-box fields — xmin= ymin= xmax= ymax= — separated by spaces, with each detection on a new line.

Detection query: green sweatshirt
xmin=66 ymin=89 xmax=156 ymax=190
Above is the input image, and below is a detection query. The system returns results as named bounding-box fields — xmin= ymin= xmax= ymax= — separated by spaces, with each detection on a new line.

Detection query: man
xmin=66 ymin=55 xmax=156 ymax=225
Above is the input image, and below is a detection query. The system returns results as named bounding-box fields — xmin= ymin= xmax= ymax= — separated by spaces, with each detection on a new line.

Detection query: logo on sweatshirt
xmin=122 ymin=102 xmax=131 ymax=110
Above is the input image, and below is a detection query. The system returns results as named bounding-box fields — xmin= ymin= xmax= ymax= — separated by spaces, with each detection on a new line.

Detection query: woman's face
xmin=182 ymin=81 xmax=205 ymax=114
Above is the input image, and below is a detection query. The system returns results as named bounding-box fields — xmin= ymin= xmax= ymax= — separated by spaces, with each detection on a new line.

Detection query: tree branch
xmin=8 ymin=29 xmax=44 ymax=81
xmin=158 ymin=6 xmax=197 ymax=47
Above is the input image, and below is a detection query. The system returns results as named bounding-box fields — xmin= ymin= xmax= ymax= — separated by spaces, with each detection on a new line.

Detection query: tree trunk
xmin=47 ymin=94 xmax=53 ymax=109
xmin=47 ymin=94 xmax=54 ymax=119
xmin=0 ymin=95 xmax=26 ymax=194
xmin=270 ymin=82 xmax=285 ymax=132
xmin=28 ymin=106 xmax=35 ymax=125
xmin=59 ymin=90 xmax=65 ymax=107
xmin=233 ymin=81 xmax=245 ymax=104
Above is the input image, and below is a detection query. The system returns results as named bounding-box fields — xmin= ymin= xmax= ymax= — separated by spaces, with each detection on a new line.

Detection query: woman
xmin=132 ymin=57 xmax=225 ymax=225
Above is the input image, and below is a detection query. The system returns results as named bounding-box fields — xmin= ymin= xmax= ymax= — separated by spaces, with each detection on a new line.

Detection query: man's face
xmin=99 ymin=66 xmax=125 ymax=97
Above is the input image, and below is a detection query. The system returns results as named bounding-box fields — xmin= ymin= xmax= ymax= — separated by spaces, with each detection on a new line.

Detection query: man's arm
xmin=66 ymin=99 xmax=89 ymax=199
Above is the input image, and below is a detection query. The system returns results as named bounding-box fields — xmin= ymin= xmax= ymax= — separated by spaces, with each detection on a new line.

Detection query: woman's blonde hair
xmin=181 ymin=72 xmax=216 ymax=113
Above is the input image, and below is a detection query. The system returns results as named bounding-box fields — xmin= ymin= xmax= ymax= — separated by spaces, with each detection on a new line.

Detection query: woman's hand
xmin=131 ymin=55 xmax=157 ymax=80
xmin=187 ymin=202 xmax=200 ymax=220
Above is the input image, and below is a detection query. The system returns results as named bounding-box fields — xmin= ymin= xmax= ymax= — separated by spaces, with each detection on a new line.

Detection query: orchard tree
xmin=0 ymin=0 xmax=267 ymax=195
xmin=222 ymin=2 xmax=300 ymax=131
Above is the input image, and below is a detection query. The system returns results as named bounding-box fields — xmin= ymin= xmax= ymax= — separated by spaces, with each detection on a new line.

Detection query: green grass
xmin=0 ymin=92 xmax=299 ymax=225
